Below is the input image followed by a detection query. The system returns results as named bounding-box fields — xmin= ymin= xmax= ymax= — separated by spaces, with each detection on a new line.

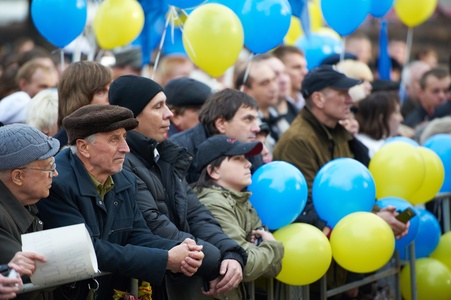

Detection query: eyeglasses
xmin=19 ymin=164 xmax=57 ymax=178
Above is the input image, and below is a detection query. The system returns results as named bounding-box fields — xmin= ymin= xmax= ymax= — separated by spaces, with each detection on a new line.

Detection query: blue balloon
xmin=206 ymin=0 xmax=242 ymax=14
xmin=133 ymin=13 xmax=165 ymax=64
xmin=163 ymin=27 xmax=187 ymax=56
xmin=369 ymin=0 xmax=393 ymax=18
xmin=321 ymin=0 xmax=371 ymax=36
xmin=376 ymin=197 xmax=419 ymax=250
xmin=165 ymin=0 xmax=205 ymax=9
xmin=248 ymin=161 xmax=308 ymax=230
xmin=31 ymin=0 xmax=87 ymax=48
xmin=296 ymin=33 xmax=343 ymax=69
xmin=136 ymin=0 xmax=167 ymax=64
xmin=237 ymin=0 xmax=292 ymax=54
xmin=399 ymin=208 xmax=441 ymax=260
xmin=423 ymin=134 xmax=451 ymax=193
xmin=384 ymin=136 xmax=419 ymax=147
xmin=312 ymin=158 xmax=376 ymax=228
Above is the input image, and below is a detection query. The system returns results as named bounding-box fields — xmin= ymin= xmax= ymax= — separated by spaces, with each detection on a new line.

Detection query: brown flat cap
xmin=63 ymin=104 xmax=139 ymax=145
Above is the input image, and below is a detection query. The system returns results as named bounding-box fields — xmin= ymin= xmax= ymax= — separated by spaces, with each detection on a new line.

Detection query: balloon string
xmin=340 ymin=36 xmax=346 ymax=63
xmin=212 ymin=78 xmax=218 ymax=92
xmin=86 ymin=1 xmax=99 ymax=62
xmin=87 ymin=27 xmax=97 ymax=62
xmin=180 ymin=11 xmax=196 ymax=60
xmin=72 ymin=35 xmax=82 ymax=63
xmin=60 ymin=48 xmax=64 ymax=74
xmin=404 ymin=27 xmax=413 ymax=66
xmin=240 ymin=53 xmax=254 ymax=92
xmin=95 ymin=49 xmax=104 ymax=63
xmin=152 ymin=5 xmax=176 ymax=80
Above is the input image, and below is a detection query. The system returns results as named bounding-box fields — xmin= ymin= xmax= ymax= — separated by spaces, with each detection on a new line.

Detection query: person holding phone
xmin=193 ymin=135 xmax=284 ymax=300
xmin=273 ymin=65 xmax=409 ymax=298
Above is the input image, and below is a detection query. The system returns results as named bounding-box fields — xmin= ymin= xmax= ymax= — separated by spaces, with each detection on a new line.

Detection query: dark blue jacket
xmin=37 ymin=148 xmax=178 ymax=299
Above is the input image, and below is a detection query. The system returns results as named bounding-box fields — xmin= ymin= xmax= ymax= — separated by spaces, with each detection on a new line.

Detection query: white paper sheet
xmin=21 ymin=223 xmax=99 ymax=285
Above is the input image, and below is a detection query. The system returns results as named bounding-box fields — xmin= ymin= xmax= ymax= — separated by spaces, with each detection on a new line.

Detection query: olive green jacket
xmin=196 ymin=186 xmax=284 ymax=300
xmin=273 ymin=107 xmax=353 ymax=230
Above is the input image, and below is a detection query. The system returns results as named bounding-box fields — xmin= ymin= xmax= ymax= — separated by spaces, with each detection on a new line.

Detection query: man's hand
xmin=339 ymin=118 xmax=359 ymax=136
xmin=201 ymin=277 xmax=220 ymax=297
xmin=181 ymin=239 xmax=204 ymax=276
xmin=201 ymin=259 xmax=243 ymax=297
xmin=8 ymin=251 xmax=46 ymax=277
xmin=252 ymin=229 xmax=276 ymax=242
xmin=0 ymin=273 xmax=22 ymax=300
xmin=167 ymin=238 xmax=203 ymax=276
xmin=376 ymin=206 xmax=410 ymax=239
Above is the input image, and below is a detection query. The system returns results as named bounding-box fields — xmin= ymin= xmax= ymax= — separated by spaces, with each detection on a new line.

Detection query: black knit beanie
xmin=108 ymin=75 xmax=164 ymax=117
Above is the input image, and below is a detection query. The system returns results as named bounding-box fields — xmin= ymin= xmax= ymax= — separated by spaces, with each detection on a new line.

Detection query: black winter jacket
xmin=124 ymin=131 xmax=247 ymax=280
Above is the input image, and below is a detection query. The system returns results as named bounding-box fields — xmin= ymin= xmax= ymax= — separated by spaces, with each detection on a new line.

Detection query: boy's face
xmin=212 ymin=155 xmax=252 ymax=192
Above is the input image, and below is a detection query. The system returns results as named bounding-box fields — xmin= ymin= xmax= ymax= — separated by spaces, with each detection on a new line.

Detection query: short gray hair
xmin=420 ymin=116 xmax=451 ymax=145
xmin=26 ymin=88 xmax=58 ymax=135
xmin=70 ymin=133 xmax=97 ymax=154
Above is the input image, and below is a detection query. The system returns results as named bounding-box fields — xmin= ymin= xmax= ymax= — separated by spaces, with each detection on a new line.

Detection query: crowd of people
xmin=0 ymin=30 xmax=449 ymax=300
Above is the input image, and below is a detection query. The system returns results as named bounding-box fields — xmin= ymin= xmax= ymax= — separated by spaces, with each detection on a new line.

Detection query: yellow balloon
xmin=409 ymin=147 xmax=445 ymax=205
xmin=394 ymin=0 xmax=438 ymax=27
xmin=284 ymin=16 xmax=303 ymax=46
xmin=430 ymin=232 xmax=451 ymax=271
xmin=182 ymin=4 xmax=244 ymax=78
xmin=273 ymin=223 xmax=332 ymax=286
xmin=170 ymin=8 xmax=187 ymax=28
xmin=400 ymin=258 xmax=451 ymax=300
xmin=369 ymin=142 xmax=426 ymax=200
xmin=309 ymin=1 xmax=323 ymax=32
xmin=94 ymin=0 xmax=144 ymax=50
xmin=330 ymin=212 xmax=395 ymax=273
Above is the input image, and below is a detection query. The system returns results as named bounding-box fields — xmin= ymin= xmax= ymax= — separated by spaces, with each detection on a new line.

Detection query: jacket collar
xmin=211 ymin=185 xmax=252 ymax=204
xmin=127 ymin=130 xmax=193 ymax=174
xmin=126 ymin=130 xmax=158 ymax=166
xmin=64 ymin=149 xmax=134 ymax=197
xmin=190 ymin=123 xmax=211 ymax=150
xmin=301 ymin=107 xmax=353 ymax=144
xmin=0 ymin=181 xmax=38 ymax=233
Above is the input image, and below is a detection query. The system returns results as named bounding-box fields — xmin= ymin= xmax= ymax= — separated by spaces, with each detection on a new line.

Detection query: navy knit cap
xmin=109 ymin=75 xmax=164 ymax=117
xmin=0 ymin=124 xmax=60 ymax=170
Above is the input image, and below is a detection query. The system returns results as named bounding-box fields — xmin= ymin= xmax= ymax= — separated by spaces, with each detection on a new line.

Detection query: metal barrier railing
xmin=19 ymin=271 xmax=110 ymax=294
xmin=18 ymin=196 xmax=451 ymax=299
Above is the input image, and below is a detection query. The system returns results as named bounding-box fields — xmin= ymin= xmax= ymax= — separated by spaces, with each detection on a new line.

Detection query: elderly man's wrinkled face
xmin=316 ymin=88 xmax=354 ymax=127
xmin=83 ymin=128 xmax=130 ymax=183
xmin=18 ymin=156 xmax=58 ymax=205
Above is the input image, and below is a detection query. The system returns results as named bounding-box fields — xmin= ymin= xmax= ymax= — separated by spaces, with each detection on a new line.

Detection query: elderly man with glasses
xmin=0 ymin=123 xmax=60 ymax=300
